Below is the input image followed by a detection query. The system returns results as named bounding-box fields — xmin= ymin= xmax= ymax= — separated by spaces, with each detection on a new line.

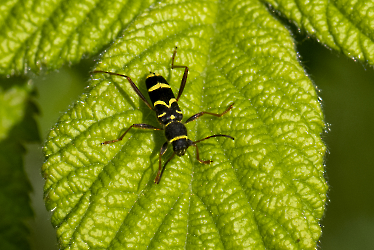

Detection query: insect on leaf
xmin=42 ymin=0 xmax=327 ymax=249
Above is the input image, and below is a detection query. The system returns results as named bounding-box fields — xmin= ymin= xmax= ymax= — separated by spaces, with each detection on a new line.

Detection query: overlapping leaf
xmin=265 ymin=0 xmax=374 ymax=64
xmin=0 ymin=0 xmax=157 ymax=74
xmin=42 ymin=0 xmax=327 ymax=249
xmin=1 ymin=0 xmax=372 ymax=75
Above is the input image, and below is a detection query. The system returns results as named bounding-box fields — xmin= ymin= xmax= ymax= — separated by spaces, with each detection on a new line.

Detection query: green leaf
xmin=1 ymin=0 xmax=373 ymax=75
xmin=42 ymin=0 xmax=327 ymax=249
xmin=0 ymin=141 xmax=33 ymax=250
xmin=0 ymin=0 xmax=156 ymax=75
xmin=0 ymin=78 xmax=40 ymax=250
xmin=265 ymin=0 xmax=374 ymax=64
xmin=0 ymin=78 xmax=32 ymax=141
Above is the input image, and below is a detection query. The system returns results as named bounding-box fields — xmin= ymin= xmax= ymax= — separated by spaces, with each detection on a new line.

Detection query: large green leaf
xmin=42 ymin=0 xmax=327 ymax=249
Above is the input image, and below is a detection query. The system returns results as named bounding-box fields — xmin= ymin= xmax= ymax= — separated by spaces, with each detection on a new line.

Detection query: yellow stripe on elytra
xmin=146 ymin=73 xmax=161 ymax=78
xmin=154 ymin=98 xmax=177 ymax=108
xmin=169 ymin=135 xmax=188 ymax=143
xmin=148 ymin=83 xmax=171 ymax=92
xmin=157 ymin=112 xmax=166 ymax=118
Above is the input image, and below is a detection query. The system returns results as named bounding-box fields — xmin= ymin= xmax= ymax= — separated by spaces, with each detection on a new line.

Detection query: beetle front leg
xmin=155 ymin=142 xmax=172 ymax=184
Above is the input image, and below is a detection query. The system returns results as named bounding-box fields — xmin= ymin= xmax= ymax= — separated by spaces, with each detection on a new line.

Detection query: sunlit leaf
xmin=42 ymin=0 xmax=327 ymax=249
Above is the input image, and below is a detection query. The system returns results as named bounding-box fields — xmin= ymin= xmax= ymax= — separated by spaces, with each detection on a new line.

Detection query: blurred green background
xmin=24 ymin=37 xmax=374 ymax=249
xmin=298 ymin=40 xmax=374 ymax=249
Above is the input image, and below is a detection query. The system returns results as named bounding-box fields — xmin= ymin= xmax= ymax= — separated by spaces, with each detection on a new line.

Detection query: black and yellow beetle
xmin=93 ymin=47 xmax=234 ymax=184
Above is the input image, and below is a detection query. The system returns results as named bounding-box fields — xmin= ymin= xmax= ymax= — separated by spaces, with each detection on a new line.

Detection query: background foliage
xmin=1 ymin=0 xmax=374 ymax=249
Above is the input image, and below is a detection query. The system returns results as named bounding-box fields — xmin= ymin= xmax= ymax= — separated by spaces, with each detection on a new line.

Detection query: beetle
xmin=93 ymin=47 xmax=234 ymax=183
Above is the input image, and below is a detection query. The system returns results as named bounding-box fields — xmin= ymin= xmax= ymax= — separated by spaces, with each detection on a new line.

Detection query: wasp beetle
xmin=93 ymin=47 xmax=234 ymax=184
